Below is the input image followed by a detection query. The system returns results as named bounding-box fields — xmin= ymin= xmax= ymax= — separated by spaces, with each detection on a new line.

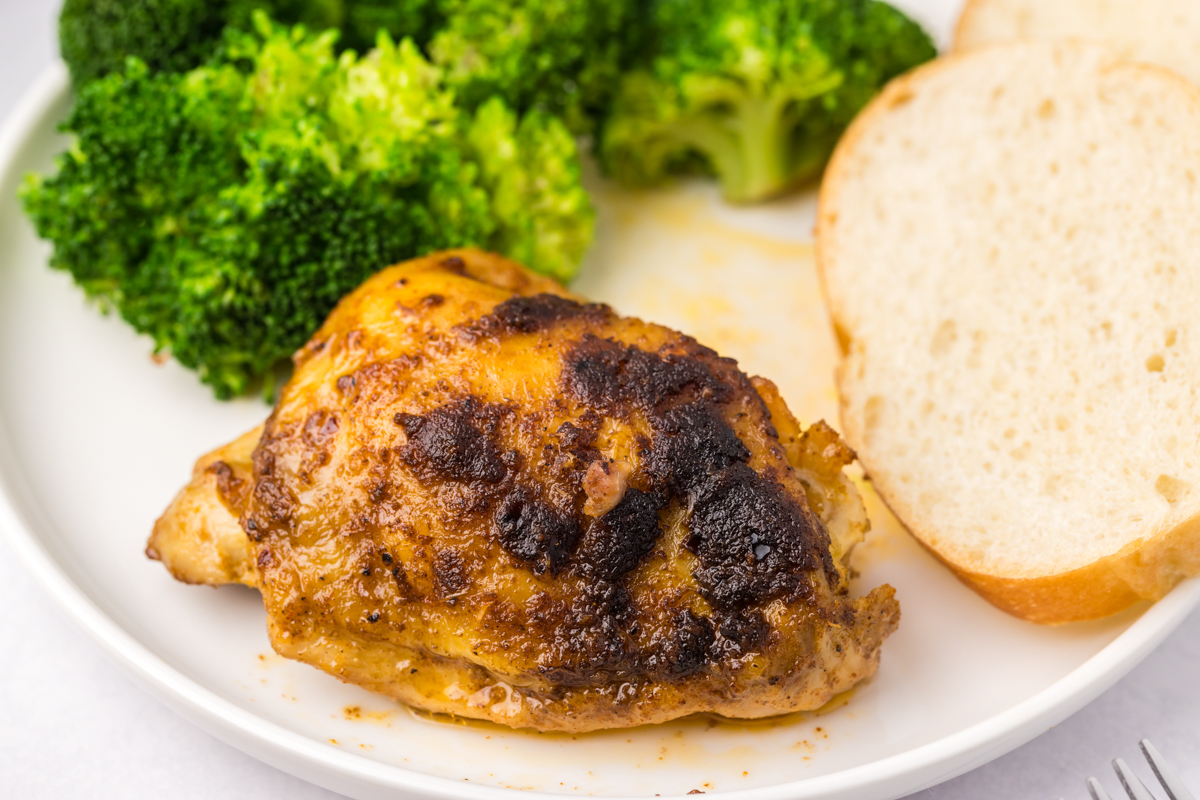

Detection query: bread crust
xmin=864 ymin=478 xmax=1200 ymax=624
xmin=952 ymin=0 xmax=997 ymax=53
xmin=816 ymin=41 xmax=1200 ymax=624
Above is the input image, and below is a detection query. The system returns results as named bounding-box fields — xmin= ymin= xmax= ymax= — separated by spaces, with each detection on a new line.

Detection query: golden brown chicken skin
xmin=149 ymin=249 xmax=898 ymax=732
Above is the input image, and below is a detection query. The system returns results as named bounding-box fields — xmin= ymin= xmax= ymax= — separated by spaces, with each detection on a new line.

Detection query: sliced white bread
xmin=955 ymin=0 xmax=1200 ymax=85
xmin=817 ymin=41 xmax=1200 ymax=624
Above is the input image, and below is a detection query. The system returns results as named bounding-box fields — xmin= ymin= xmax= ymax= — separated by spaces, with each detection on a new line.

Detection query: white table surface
xmin=1 ymin=1 xmax=1197 ymax=798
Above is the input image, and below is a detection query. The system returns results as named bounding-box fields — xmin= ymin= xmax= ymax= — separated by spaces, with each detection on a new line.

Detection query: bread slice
xmin=955 ymin=0 xmax=1200 ymax=86
xmin=816 ymin=41 xmax=1200 ymax=624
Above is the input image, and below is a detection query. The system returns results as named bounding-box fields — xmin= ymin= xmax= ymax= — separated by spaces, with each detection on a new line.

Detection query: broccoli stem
xmin=671 ymin=87 xmax=799 ymax=204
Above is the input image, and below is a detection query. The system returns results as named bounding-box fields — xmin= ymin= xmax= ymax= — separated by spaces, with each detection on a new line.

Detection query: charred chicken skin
xmin=148 ymin=249 xmax=899 ymax=732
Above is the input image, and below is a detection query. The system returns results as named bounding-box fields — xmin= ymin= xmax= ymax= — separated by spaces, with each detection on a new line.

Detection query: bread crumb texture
xmin=818 ymin=41 xmax=1200 ymax=623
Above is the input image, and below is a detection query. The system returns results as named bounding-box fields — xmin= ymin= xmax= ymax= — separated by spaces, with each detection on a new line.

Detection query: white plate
xmin=3 ymin=43 xmax=1199 ymax=800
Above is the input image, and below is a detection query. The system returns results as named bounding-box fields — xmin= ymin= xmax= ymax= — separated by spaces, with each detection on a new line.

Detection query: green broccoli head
xmin=466 ymin=98 xmax=594 ymax=282
xmin=429 ymin=0 xmax=639 ymax=134
xmin=226 ymin=0 xmax=446 ymax=53
xmin=60 ymin=0 xmax=442 ymax=84
xmin=600 ymin=0 xmax=935 ymax=203
xmin=339 ymin=0 xmax=444 ymax=53
xmin=802 ymin=0 xmax=942 ymax=125
xmin=25 ymin=16 xmax=592 ymax=399
xmin=220 ymin=12 xmax=342 ymax=128
xmin=58 ymin=0 xmax=228 ymax=83
xmin=328 ymin=31 xmax=459 ymax=172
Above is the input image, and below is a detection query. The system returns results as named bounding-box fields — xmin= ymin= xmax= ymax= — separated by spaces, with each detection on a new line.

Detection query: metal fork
xmin=1084 ymin=740 xmax=1195 ymax=800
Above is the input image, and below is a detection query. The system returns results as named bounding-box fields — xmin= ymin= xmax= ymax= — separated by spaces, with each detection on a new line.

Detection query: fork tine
xmin=1091 ymin=777 xmax=1117 ymax=800
xmin=1141 ymin=740 xmax=1196 ymax=800
xmin=1114 ymin=758 xmax=1157 ymax=800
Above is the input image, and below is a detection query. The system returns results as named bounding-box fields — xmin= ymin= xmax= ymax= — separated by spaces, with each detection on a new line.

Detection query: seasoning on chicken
xmin=148 ymin=248 xmax=899 ymax=732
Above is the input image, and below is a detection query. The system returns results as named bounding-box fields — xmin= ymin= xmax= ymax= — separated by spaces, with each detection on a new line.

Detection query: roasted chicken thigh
xmin=149 ymin=249 xmax=899 ymax=732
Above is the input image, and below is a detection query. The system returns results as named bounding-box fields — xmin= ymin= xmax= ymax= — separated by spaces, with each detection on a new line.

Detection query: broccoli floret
xmin=340 ymin=0 xmax=444 ymax=54
xmin=58 ymin=0 xmax=229 ymax=83
xmin=599 ymin=0 xmax=936 ymax=203
xmin=327 ymin=31 xmax=459 ymax=167
xmin=466 ymin=98 xmax=594 ymax=281
xmin=227 ymin=0 xmax=446 ymax=54
xmin=24 ymin=15 xmax=593 ymax=399
xmin=59 ymin=0 xmax=442 ymax=84
xmin=428 ymin=0 xmax=639 ymax=134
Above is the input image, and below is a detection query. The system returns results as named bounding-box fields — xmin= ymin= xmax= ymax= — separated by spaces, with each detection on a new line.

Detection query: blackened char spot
xmin=495 ymin=487 xmax=582 ymax=574
xmin=577 ymin=488 xmax=664 ymax=582
xmin=714 ymin=609 xmax=771 ymax=657
xmin=561 ymin=334 xmax=731 ymax=416
xmin=535 ymin=582 xmax=634 ymax=686
xmin=496 ymin=294 xmax=608 ymax=334
xmin=395 ymin=398 xmax=507 ymax=486
xmin=462 ymin=294 xmax=611 ymax=341
xmin=688 ymin=463 xmax=826 ymax=611
xmin=647 ymin=401 xmax=750 ymax=492
xmin=652 ymin=610 xmax=715 ymax=678
xmin=561 ymin=334 xmax=826 ymax=623
xmin=554 ymin=419 xmax=598 ymax=454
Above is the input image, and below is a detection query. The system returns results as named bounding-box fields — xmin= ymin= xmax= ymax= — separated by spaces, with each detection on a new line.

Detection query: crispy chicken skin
xmin=148 ymin=426 xmax=261 ymax=588
xmin=149 ymin=249 xmax=899 ymax=732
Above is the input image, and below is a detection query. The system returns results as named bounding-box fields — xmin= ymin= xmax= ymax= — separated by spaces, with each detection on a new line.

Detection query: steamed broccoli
xmin=58 ymin=0 xmax=229 ymax=83
xmin=228 ymin=0 xmax=447 ymax=54
xmin=58 ymin=0 xmax=442 ymax=84
xmin=466 ymin=98 xmax=593 ymax=281
xmin=24 ymin=15 xmax=593 ymax=399
xmin=336 ymin=0 xmax=444 ymax=54
xmin=599 ymin=0 xmax=936 ymax=203
xmin=428 ymin=0 xmax=640 ymax=134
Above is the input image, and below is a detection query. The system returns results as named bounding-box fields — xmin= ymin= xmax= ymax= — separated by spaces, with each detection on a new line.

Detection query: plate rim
xmin=3 ymin=61 xmax=1198 ymax=800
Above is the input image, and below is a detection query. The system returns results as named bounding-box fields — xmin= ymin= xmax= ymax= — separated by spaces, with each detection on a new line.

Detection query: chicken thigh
xmin=148 ymin=249 xmax=899 ymax=732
